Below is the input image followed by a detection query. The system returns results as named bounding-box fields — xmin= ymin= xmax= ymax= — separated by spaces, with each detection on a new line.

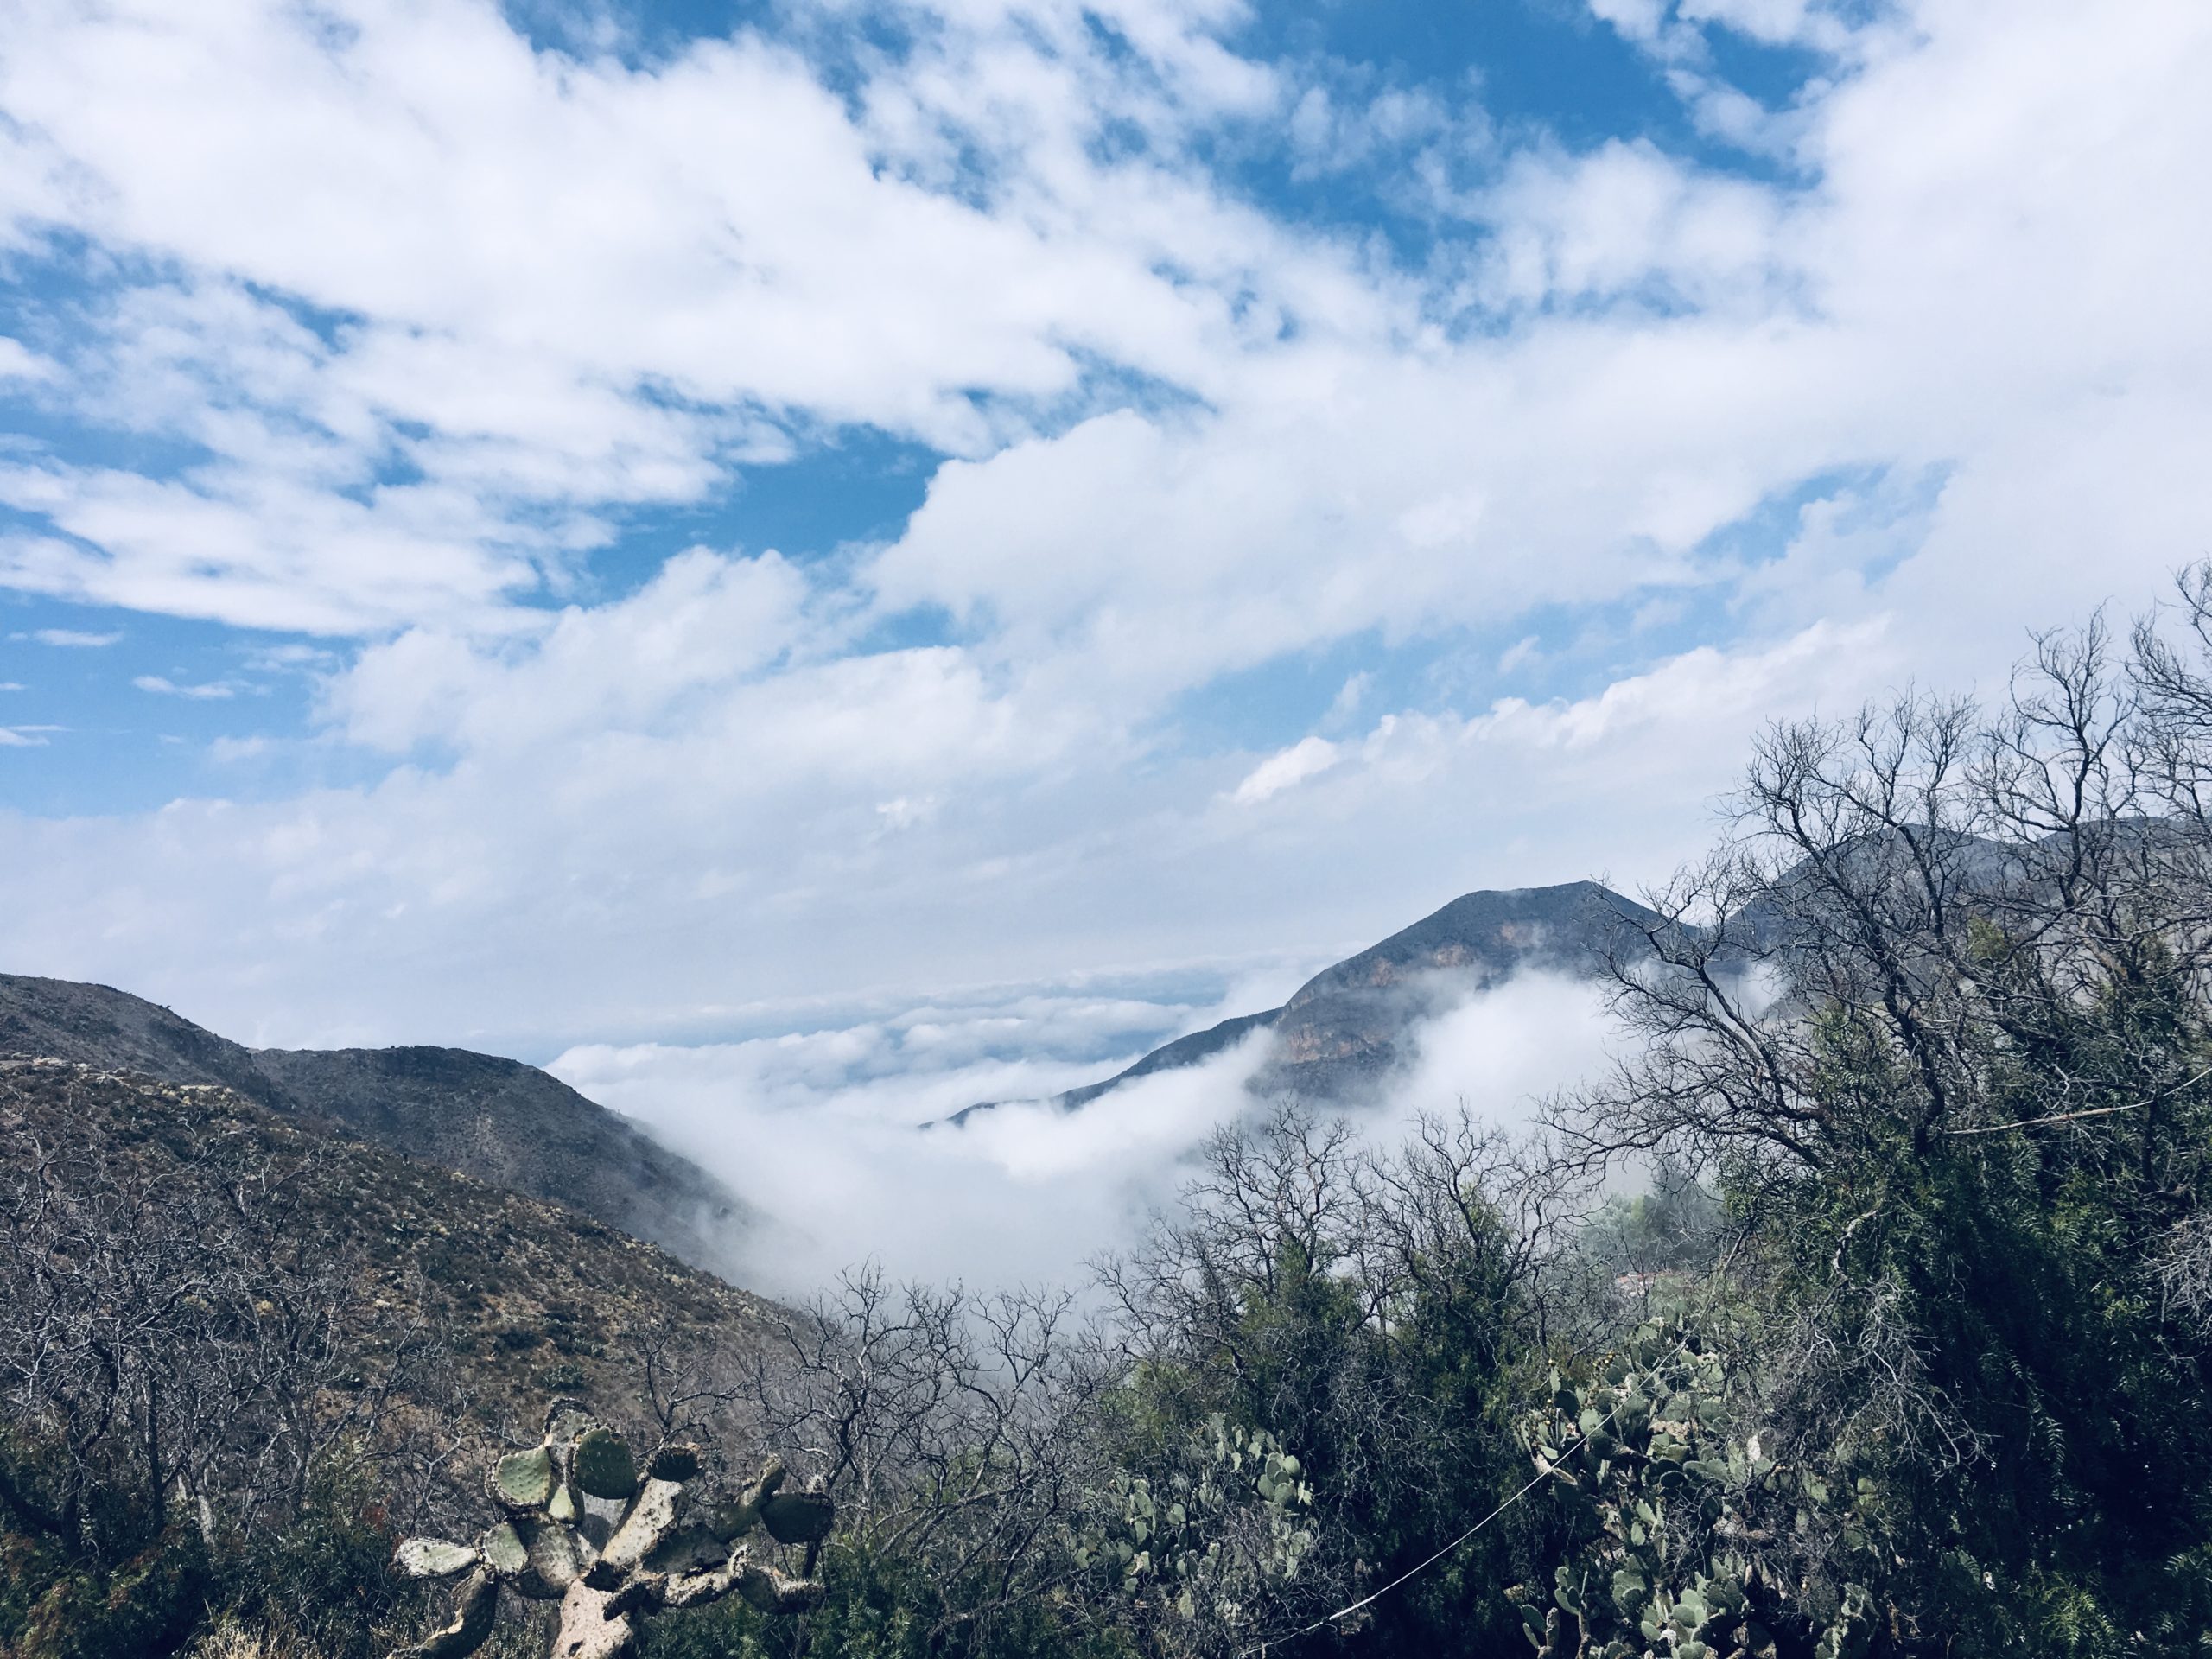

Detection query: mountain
xmin=0 ymin=972 xmax=754 ymax=1277
xmin=1248 ymin=880 xmax=1658 ymax=1100
xmin=959 ymin=880 xmax=1659 ymax=1122
xmin=0 ymin=1054 xmax=785 ymax=1429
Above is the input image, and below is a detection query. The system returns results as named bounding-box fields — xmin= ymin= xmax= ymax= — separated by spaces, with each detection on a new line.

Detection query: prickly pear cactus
xmin=1508 ymin=1319 xmax=1879 ymax=1659
xmin=390 ymin=1399 xmax=833 ymax=1659
xmin=1078 ymin=1414 xmax=1317 ymax=1638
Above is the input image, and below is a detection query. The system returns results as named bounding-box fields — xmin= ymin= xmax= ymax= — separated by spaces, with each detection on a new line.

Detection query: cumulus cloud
xmin=327 ymin=548 xmax=814 ymax=753
xmin=0 ymin=0 xmax=1361 ymax=632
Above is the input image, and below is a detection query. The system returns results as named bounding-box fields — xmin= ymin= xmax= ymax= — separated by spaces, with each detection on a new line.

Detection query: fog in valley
xmin=556 ymin=967 xmax=1621 ymax=1293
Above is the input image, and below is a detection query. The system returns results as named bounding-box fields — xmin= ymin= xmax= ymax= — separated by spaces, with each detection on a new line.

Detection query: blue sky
xmin=1 ymin=0 xmax=2209 ymax=1102
xmin=0 ymin=0 xmax=1784 ymax=817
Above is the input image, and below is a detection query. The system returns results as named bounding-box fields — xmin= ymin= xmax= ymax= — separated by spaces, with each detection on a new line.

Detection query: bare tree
xmin=0 ymin=1069 xmax=448 ymax=1562
xmin=744 ymin=1264 xmax=1113 ymax=1645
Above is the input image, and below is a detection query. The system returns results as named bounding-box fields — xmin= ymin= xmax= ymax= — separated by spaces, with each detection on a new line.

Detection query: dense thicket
xmin=10 ymin=576 xmax=2212 ymax=1658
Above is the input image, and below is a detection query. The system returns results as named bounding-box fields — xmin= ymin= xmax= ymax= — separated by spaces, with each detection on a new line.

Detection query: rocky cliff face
xmin=0 ymin=973 xmax=756 ymax=1278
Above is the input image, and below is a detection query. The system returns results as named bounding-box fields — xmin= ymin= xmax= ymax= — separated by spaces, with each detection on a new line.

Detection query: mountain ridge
xmin=954 ymin=879 xmax=1660 ymax=1122
xmin=0 ymin=971 xmax=756 ymax=1278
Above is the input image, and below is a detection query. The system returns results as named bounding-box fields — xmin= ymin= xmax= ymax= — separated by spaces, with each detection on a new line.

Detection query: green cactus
xmin=492 ymin=1446 xmax=556 ymax=1510
xmin=1506 ymin=1317 xmax=1881 ymax=1659
xmin=389 ymin=1400 xmax=835 ymax=1659
xmin=1077 ymin=1414 xmax=1319 ymax=1642
xmin=571 ymin=1427 xmax=639 ymax=1500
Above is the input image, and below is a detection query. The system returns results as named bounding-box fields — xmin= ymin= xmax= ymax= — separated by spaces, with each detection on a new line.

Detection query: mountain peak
xmin=952 ymin=880 xmax=1655 ymax=1122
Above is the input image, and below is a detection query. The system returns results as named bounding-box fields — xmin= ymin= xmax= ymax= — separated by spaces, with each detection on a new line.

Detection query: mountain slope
xmin=1055 ymin=1007 xmax=1285 ymax=1111
xmin=963 ymin=880 xmax=1658 ymax=1121
xmin=0 ymin=972 xmax=754 ymax=1276
xmin=0 ymin=1054 xmax=785 ymax=1431
xmin=1250 ymin=880 xmax=1656 ymax=1100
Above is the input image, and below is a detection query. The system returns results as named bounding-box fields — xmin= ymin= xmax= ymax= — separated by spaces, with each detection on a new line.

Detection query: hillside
xmin=0 ymin=972 xmax=755 ymax=1276
xmin=0 ymin=1056 xmax=784 ymax=1425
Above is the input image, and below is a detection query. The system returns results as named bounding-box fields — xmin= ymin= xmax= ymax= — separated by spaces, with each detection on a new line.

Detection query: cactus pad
xmin=543 ymin=1398 xmax=597 ymax=1444
xmin=396 ymin=1538 xmax=481 ymax=1580
xmin=760 ymin=1489 xmax=836 ymax=1545
xmin=642 ymin=1524 xmax=727 ymax=1576
xmin=493 ymin=1446 xmax=556 ymax=1509
xmin=480 ymin=1521 xmax=530 ymax=1579
xmin=572 ymin=1427 xmax=639 ymax=1499
xmin=648 ymin=1443 xmax=702 ymax=1482
xmin=391 ymin=1568 xmax=498 ymax=1659
xmin=521 ymin=1516 xmax=595 ymax=1592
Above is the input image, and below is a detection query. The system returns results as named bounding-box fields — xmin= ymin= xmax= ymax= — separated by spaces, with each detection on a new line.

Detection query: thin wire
xmin=1943 ymin=1063 xmax=2212 ymax=1137
xmin=1235 ymin=1408 xmax=1616 ymax=1656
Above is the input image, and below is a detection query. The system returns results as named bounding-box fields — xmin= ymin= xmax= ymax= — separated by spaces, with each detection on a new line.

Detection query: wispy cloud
xmin=1230 ymin=736 xmax=1342 ymax=805
xmin=133 ymin=674 xmax=238 ymax=700
xmin=19 ymin=628 xmax=121 ymax=648
xmin=0 ymin=337 xmax=57 ymax=383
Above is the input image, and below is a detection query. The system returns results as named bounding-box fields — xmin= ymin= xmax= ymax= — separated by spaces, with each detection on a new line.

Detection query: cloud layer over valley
xmin=551 ymin=967 xmax=1618 ymax=1292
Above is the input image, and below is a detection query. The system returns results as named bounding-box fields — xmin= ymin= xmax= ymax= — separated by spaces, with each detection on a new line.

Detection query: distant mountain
xmin=957 ymin=880 xmax=1659 ymax=1122
xmin=1249 ymin=880 xmax=1658 ymax=1101
xmin=0 ymin=973 xmax=755 ymax=1277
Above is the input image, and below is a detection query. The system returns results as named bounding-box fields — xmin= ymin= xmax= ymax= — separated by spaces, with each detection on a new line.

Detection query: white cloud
xmin=20 ymin=627 xmax=122 ymax=647
xmin=1471 ymin=139 xmax=1791 ymax=312
xmin=0 ymin=337 xmax=57 ymax=382
xmin=135 ymin=674 xmax=240 ymax=699
xmin=1384 ymin=970 xmax=1618 ymax=1130
xmin=1471 ymin=619 xmax=1889 ymax=752
xmin=548 ymin=985 xmax=1266 ymax=1289
xmin=327 ymin=548 xmax=813 ymax=753
xmin=0 ymin=0 xmax=1371 ymax=632
xmin=549 ymin=964 xmax=1617 ymax=1289
xmin=1230 ymin=735 xmax=1341 ymax=804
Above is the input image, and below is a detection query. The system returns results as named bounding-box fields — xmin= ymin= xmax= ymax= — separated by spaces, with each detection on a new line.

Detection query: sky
xmin=2 ymin=0 xmax=2209 ymax=1278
